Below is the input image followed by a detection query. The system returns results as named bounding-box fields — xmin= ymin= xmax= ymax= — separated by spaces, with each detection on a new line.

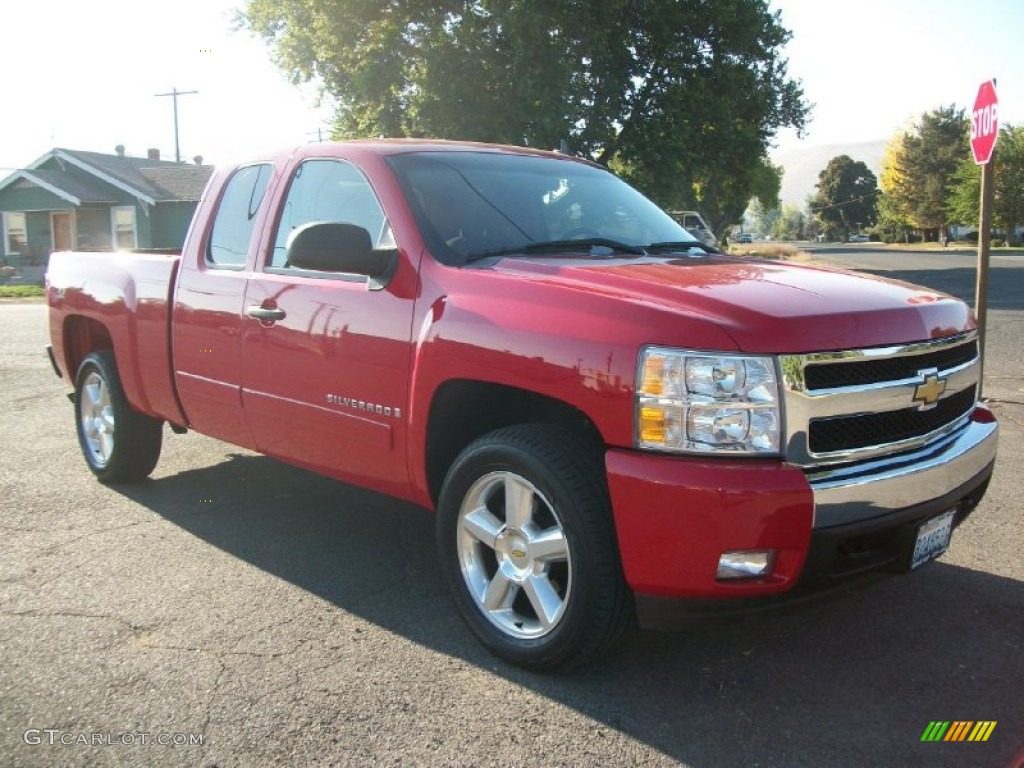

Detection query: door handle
xmin=246 ymin=305 xmax=286 ymax=321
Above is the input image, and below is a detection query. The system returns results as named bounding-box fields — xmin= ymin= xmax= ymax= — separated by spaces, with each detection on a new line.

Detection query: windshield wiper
xmin=464 ymin=238 xmax=648 ymax=264
xmin=645 ymin=240 xmax=722 ymax=254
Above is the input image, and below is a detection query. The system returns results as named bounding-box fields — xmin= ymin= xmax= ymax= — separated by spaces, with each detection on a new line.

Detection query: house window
xmin=111 ymin=206 xmax=137 ymax=250
xmin=3 ymin=212 xmax=27 ymax=256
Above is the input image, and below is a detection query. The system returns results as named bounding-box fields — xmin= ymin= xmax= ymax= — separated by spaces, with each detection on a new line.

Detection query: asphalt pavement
xmin=1 ymin=274 xmax=1022 ymax=767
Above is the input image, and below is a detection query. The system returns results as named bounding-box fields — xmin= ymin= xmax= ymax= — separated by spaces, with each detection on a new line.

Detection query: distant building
xmin=0 ymin=146 xmax=212 ymax=264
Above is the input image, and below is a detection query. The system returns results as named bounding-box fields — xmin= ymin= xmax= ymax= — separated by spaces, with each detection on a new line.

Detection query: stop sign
xmin=971 ymin=79 xmax=999 ymax=165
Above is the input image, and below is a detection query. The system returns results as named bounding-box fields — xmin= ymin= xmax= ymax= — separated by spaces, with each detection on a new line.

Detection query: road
xmin=1 ymin=270 xmax=1022 ymax=767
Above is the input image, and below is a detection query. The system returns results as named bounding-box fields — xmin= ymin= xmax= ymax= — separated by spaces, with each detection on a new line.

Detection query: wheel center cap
xmin=497 ymin=530 xmax=532 ymax=580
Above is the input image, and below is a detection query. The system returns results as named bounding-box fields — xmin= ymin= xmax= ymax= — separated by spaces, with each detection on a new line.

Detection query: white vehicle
xmin=668 ymin=210 xmax=717 ymax=247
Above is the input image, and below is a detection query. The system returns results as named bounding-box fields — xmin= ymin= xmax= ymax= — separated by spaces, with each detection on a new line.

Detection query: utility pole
xmin=155 ymin=87 xmax=198 ymax=163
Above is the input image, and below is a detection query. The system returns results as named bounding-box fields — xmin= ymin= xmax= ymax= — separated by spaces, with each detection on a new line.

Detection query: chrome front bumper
xmin=807 ymin=409 xmax=998 ymax=528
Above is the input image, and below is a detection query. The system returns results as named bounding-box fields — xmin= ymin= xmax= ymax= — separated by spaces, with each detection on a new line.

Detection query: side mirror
xmin=285 ymin=221 xmax=396 ymax=284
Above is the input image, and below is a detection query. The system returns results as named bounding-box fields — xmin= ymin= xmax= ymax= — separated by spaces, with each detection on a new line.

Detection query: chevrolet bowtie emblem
xmin=913 ymin=370 xmax=947 ymax=410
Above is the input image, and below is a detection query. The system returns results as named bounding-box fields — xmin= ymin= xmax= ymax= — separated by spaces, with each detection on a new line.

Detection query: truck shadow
xmin=115 ymin=451 xmax=1023 ymax=768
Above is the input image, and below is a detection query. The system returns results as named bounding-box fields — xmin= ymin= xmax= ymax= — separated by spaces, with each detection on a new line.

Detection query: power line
xmin=808 ymin=189 xmax=882 ymax=213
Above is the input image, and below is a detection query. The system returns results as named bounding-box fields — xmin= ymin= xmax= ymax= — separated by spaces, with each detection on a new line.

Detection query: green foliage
xmin=744 ymin=197 xmax=779 ymax=236
xmin=0 ymin=284 xmax=44 ymax=298
xmin=992 ymin=125 xmax=1024 ymax=243
xmin=946 ymin=157 xmax=981 ymax=231
xmin=771 ymin=203 xmax=806 ymax=240
xmin=882 ymin=106 xmax=967 ymax=237
xmin=946 ymin=124 xmax=1024 ymax=244
xmin=744 ymin=199 xmax=805 ymax=240
xmin=240 ymin=0 xmax=807 ymax=235
xmin=810 ymin=155 xmax=878 ymax=239
xmin=875 ymin=191 xmax=914 ymax=243
xmin=694 ymin=158 xmax=783 ymax=241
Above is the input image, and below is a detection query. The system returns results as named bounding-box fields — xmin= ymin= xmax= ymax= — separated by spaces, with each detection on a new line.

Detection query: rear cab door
xmin=172 ymin=160 xmax=279 ymax=447
xmin=239 ymin=148 xmax=419 ymax=499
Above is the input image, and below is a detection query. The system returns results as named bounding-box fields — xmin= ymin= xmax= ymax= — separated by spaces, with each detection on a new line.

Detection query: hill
xmin=771 ymin=139 xmax=887 ymax=209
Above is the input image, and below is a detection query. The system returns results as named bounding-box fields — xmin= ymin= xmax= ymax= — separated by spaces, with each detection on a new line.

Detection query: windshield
xmin=386 ymin=151 xmax=698 ymax=264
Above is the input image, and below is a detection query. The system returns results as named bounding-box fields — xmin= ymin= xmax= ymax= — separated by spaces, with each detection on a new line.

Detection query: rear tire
xmin=437 ymin=425 xmax=632 ymax=670
xmin=74 ymin=350 xmax=162 ymax=483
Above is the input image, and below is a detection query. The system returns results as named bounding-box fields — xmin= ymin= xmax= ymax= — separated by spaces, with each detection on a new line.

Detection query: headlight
xmin=636 ymin=347 xmax=782 ymax=454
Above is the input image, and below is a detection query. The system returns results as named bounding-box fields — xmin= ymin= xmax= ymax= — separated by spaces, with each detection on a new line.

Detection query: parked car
xmin=738 ymin=233 xmax=753 ymax=244
xmin=849 ymin=234 xmax=871 ymax=243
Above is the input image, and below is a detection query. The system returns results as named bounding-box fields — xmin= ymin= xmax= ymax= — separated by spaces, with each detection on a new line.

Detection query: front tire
xmin=437 ymin=425 xmax=632 ymax=670
xmin=74 ymin=350 xmax=163 ymax=483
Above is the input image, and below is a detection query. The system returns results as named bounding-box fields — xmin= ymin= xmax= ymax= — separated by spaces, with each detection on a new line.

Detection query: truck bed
xmin=47 ymin=250 xmax=186 ymax=426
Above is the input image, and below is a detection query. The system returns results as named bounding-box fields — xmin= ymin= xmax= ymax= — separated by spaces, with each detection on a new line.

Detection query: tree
xmin=880 ymin=106 xmax=967 ymax=240
xmin=772 ymin=202 xmax=806 ymax=240
xmin=744 ymin=197 xmax=780 ymax=236
xmin=877 ymin=137 xmax=914 ymax=243
xmin=693 ymin=157 xmax=783 ymax=241
xmin=810 ymin=155 xmax=878 ymax=239
xmin=875 ymin=191 xmax=914 ymax=244
xmin=946 ymin=124 xmax=1024 ymax=244
xmin=240 ymin=0 xmax=808 ymax=235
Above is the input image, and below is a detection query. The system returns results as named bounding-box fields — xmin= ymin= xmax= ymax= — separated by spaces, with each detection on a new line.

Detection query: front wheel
xmin=437 ymin=425 xmax=632 ymax=670
xmin=74 ymin=350 xmax=163 ymax=483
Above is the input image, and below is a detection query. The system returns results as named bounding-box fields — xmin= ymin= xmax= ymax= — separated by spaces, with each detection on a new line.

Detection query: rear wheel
xmin=437 ymin=425 xmax=632 ymax=670
xmin=75 ymin=350 xmax=162 ymax=483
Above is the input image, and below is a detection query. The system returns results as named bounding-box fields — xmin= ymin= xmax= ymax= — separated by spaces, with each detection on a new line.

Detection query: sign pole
xmin=975 ymin=155 xmax=994 ymax=399
xmin=969 ymin=77 xmax=998 ymax=401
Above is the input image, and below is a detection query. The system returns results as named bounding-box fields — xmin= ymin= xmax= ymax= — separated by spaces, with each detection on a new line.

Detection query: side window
xmin=270 ymin=159 xmax=393 ymax=269
xmin=207 ymin=164 xmax=272 ymax=268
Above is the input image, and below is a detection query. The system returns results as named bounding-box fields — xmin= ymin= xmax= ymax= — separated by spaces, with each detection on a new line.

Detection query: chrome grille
xmin=808 ymin=385 xmax=976 ymax=454
xmin=803 ymin=339 xmax=978 ymax=390
xmin=780 ymin=332 xmax=980 ymax=467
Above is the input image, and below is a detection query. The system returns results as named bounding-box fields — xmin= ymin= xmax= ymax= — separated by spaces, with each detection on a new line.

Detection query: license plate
xmin=910 ymin=509 xmax=956 ymax=570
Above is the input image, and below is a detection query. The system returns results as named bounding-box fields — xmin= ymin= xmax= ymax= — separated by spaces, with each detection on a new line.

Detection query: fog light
xmin=717 ymin=550 xmax=775 ymax=580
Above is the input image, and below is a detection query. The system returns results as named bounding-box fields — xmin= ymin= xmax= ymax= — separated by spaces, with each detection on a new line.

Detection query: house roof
xmin=49 ymin=149 xmax=213 ymax=203
xmin=0 ymin=148 xmax=214 ymax=206
xmin=13 ymin=169 xmax=120 ymax=205
xmin=138 ymin=166 xmax=211 ymax=201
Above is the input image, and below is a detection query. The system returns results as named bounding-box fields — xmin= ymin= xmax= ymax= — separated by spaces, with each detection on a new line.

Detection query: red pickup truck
xmin=46 ymin=141 xmax=998 ymax=669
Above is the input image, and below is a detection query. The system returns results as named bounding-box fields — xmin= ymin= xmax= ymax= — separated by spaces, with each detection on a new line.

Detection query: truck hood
xmin=489 ymin=254 xmax=975 ymax=353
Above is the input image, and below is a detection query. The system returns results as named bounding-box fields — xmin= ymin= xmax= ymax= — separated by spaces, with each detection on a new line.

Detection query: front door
xmin=51 ymin=212 xmax=74 ymax=252
xmin=240 ymin=157 xmax=415 ymax=498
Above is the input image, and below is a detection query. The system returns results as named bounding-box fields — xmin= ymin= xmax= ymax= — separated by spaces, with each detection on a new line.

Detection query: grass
xmin=0 ymin=284 xmax=45 ymax=298
xmin=726 ymin=243 xmax=807 ymax=261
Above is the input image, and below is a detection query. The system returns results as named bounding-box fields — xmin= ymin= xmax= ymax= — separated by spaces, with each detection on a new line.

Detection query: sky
xmin=769 ymin=0 xmax=1024 ymax=151
xmin=1 ymin=0 xmax=1022 ymax=173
